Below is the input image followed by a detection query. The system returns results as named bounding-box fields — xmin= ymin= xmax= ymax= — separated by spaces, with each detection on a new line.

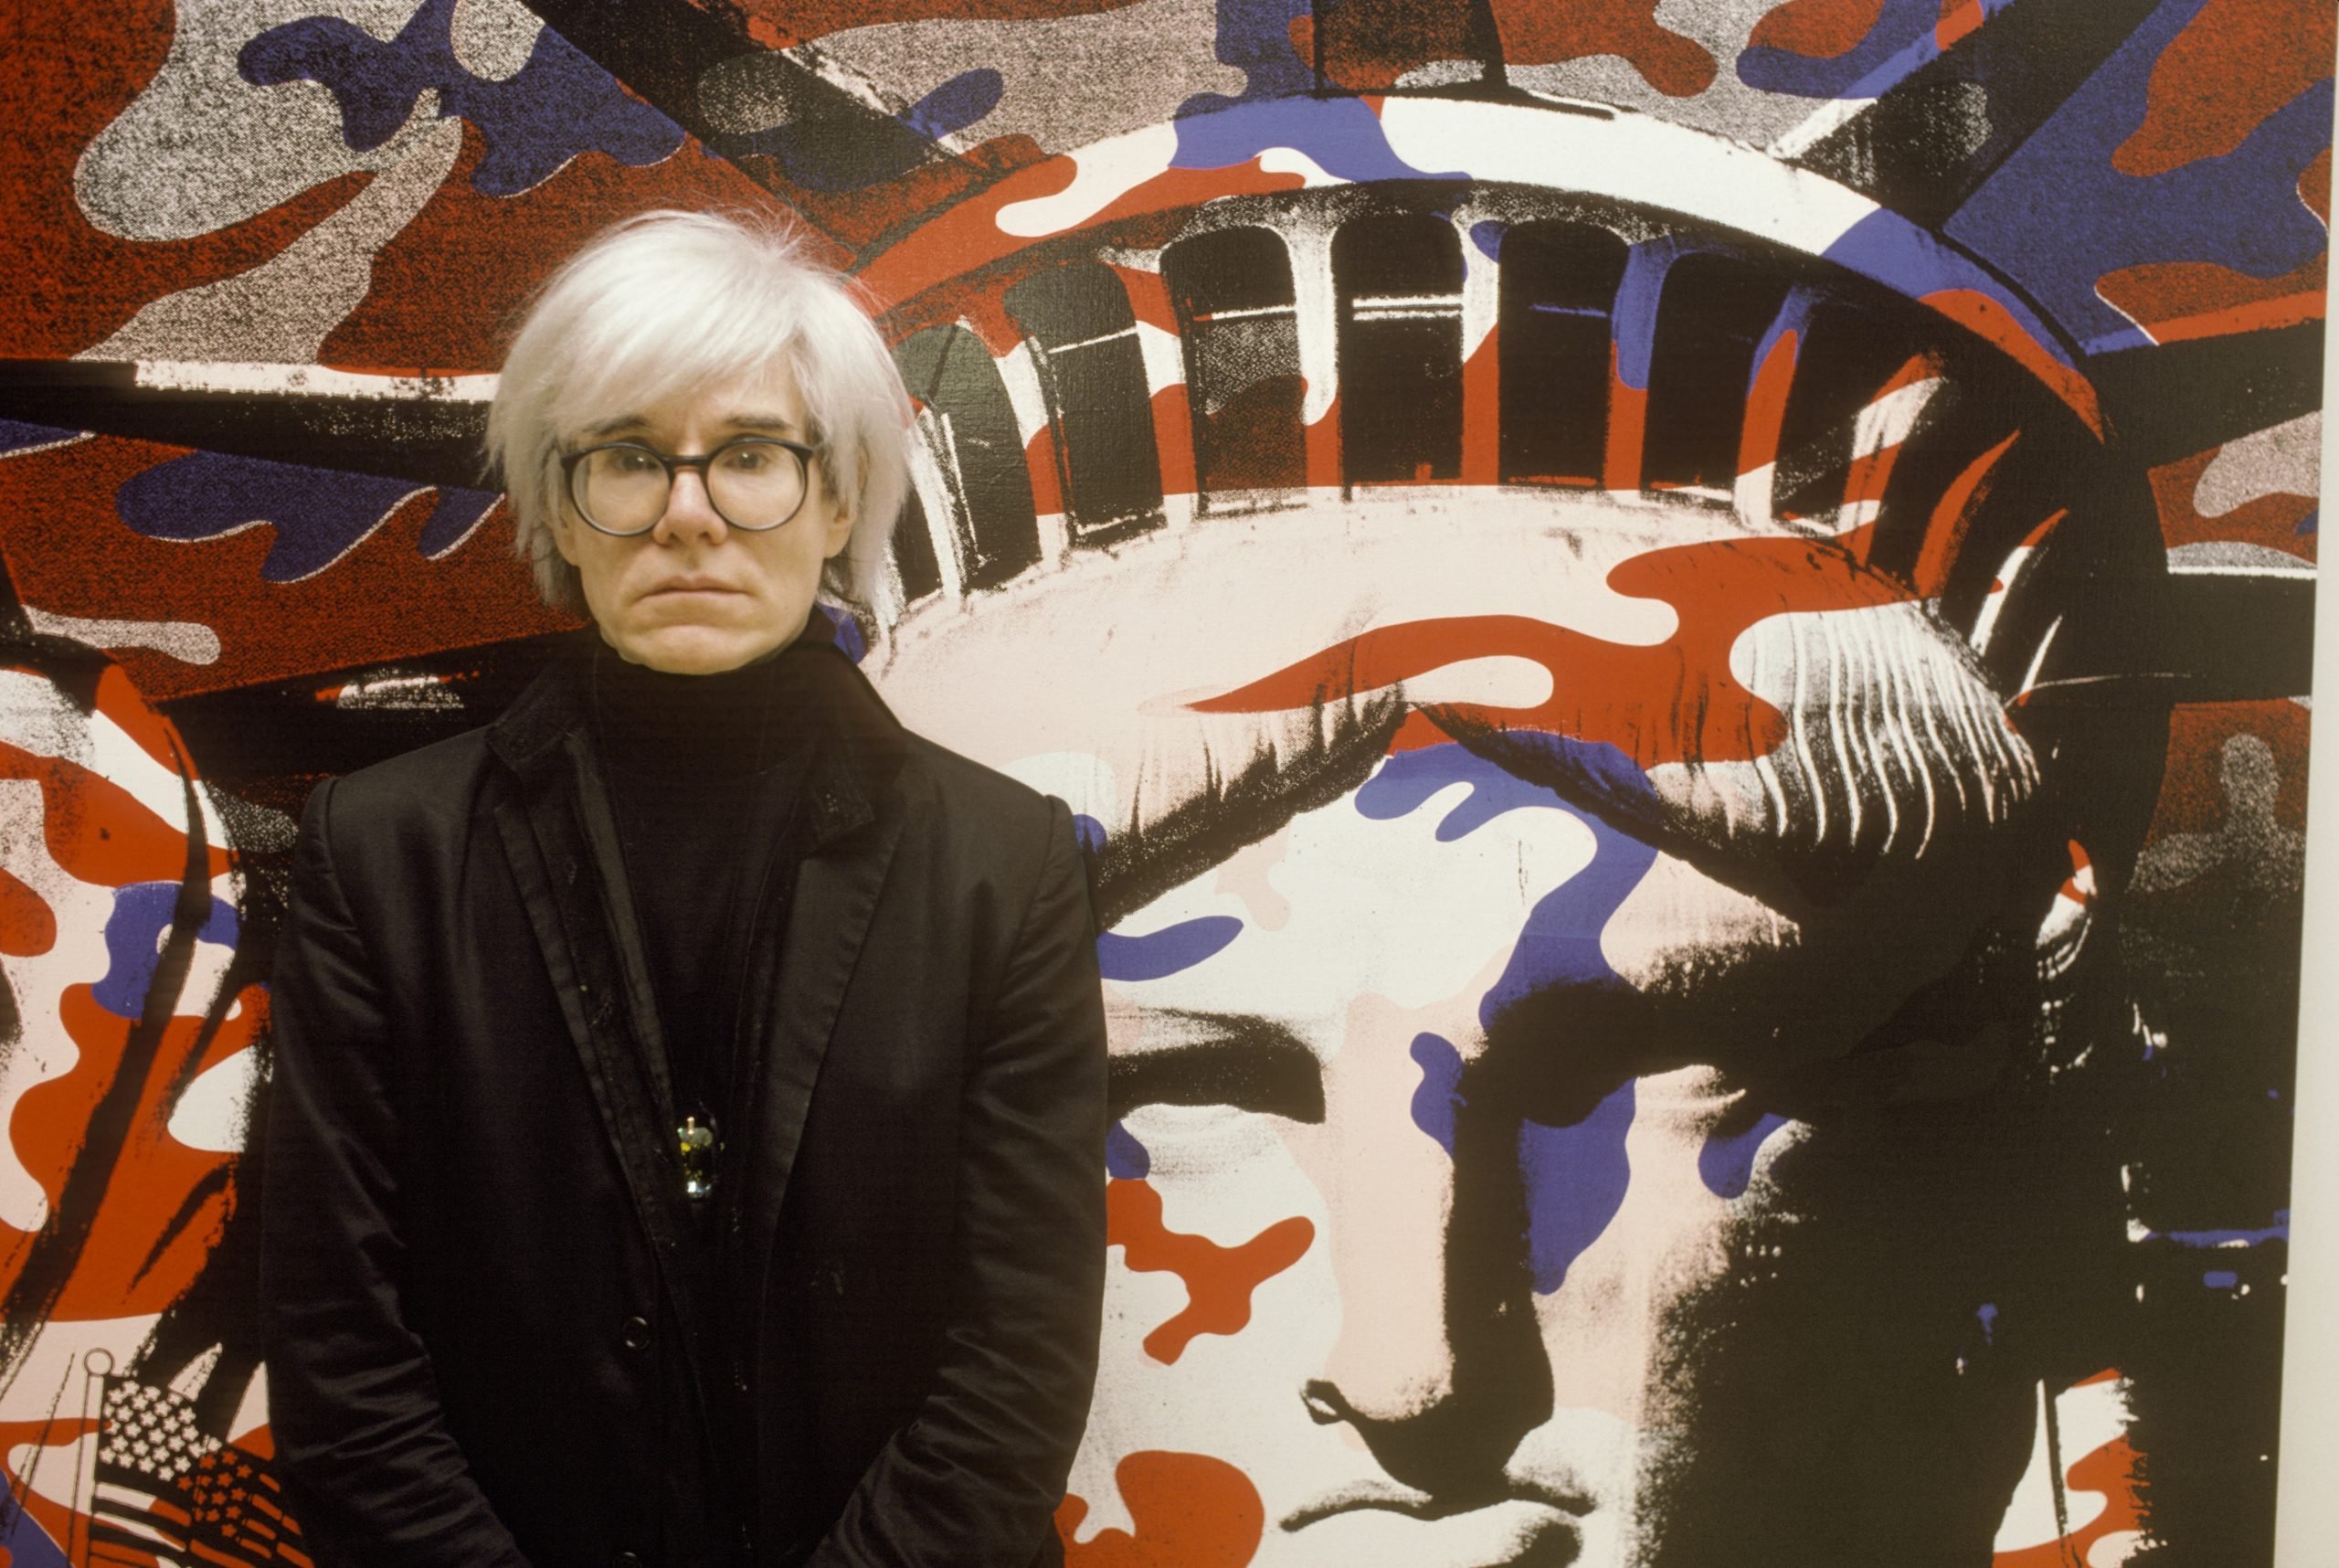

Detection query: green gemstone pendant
xmin=677 ymin=1114 xmax=719 ymax=1200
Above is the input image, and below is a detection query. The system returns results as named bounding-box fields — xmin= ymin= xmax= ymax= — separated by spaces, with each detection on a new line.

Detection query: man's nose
xmin=651 ymin=467 xmax=728 ymax=544
xmin=1305 ymin=1075 xmax=1550 ymax=1501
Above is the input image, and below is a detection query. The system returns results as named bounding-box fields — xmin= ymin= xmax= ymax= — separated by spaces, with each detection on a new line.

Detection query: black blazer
xmin=259 ymin=642 xmax=1109 ymax=1568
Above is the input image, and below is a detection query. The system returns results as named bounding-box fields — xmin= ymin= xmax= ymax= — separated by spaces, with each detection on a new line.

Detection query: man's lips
xmin=641 ymin=579 xmax=746 ymax=598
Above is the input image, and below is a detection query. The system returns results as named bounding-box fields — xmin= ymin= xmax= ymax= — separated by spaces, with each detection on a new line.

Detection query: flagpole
xmin=68 ymin=1348 xmax=111 ymax=1568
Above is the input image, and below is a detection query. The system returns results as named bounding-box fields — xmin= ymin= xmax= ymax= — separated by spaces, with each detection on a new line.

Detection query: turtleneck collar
xmin=587 ymin=614 xmax=832 ymax=782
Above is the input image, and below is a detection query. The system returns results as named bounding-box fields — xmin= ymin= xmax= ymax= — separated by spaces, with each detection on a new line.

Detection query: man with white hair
xmin=259 ymin=210 xmax=1108 ymax=1568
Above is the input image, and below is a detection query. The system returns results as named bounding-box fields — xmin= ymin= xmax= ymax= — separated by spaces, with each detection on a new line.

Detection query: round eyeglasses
xmin=560 ymin=436 xmax=817 ymax=536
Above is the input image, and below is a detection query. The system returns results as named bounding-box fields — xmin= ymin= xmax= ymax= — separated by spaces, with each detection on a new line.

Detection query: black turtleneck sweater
xmin=588 ymin=629 xmax=842 ymax=1565
xmin=587 ymin=631 xmax=827 ymax=1167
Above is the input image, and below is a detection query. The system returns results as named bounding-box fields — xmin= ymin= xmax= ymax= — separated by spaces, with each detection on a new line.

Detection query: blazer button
xmin=618 ymin=1315 xmax=652 ymax=1352
xmin=612 ymin=1552 xmax=644 ymax=1568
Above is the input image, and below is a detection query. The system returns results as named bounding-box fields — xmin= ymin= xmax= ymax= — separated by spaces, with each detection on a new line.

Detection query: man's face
xmin=551 ymin=362 xmax=852 ymax=673
xmin=1075 ymin=739 xmax=2039 ymax=1566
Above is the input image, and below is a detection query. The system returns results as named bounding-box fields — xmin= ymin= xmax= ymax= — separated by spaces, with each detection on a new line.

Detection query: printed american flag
xmin=87 ymin=1379 xmax=309 ymax=1568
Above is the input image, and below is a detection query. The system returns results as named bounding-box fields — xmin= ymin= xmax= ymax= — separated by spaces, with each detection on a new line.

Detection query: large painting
xmin=0 ymin=1 xmax=2326 ymax=1563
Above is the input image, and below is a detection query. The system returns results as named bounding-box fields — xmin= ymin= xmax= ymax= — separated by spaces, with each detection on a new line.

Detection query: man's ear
xmin=823 ymin=508 xmax=855 ymax=559
xmin=820 ymin=478 xmax=856 ymax=559
xmin=549 ymin=509 xmax=580 ymax=567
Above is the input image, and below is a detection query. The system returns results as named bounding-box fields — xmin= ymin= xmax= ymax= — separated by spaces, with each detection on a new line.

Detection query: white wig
xmin=486 ymin=208 xmax=911 ymax=615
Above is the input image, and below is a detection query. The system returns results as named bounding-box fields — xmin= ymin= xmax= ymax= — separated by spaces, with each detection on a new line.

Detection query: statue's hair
xmin=1078 ymin=598 xmax=2046 ymax=928
xmin=486 ymin=208 xmax=911 ymax=614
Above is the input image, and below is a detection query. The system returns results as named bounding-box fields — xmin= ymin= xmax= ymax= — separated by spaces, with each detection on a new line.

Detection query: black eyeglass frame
xmin=558 ymin=435 xmax=820 ymax=536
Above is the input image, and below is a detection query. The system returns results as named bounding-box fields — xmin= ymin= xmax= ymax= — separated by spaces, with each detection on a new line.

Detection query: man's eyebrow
xmin=722 ymin=410 xmax=804 ymax=435
xmin=579 ymin=411 xmax=807 ymax=440
xmin=1109 ymin=1012 xmax=1325 ymax=1124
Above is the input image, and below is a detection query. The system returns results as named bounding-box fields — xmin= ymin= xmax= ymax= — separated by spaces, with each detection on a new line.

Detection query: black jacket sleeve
xmin=807 ymin=798 xmax=1109 ymax=1567
xmin=259 ymin=779 xmax=532 ymax=1567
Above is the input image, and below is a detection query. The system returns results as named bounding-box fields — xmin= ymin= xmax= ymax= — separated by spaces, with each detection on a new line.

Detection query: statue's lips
xmin=1275 ymin=1489 xmax=1588 ymax=1566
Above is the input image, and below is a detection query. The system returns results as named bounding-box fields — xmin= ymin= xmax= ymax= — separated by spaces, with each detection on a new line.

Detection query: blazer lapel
xmin=728 ymin=670 xmax=915 ymax=1328
xmin=487 ymin=641 xmax=915 ymax=1380
xmin=486 ymin=655 xmax=712 ymax=1387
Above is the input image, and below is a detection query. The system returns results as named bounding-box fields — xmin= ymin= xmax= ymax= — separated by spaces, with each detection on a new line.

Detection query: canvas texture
xmin=0 ymin=0 xmax=2325 ymax=1563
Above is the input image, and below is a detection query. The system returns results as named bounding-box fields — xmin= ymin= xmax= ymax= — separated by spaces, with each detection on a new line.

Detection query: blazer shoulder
xmin=899 ymin=734 xmax=1069 ymax=854
xmin=312 ymin=726 xmax=498 ymax=842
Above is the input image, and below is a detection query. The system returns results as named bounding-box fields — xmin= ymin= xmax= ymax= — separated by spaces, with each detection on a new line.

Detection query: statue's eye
xmin=1107 ymin=1021 xmax=1327 ymax=1126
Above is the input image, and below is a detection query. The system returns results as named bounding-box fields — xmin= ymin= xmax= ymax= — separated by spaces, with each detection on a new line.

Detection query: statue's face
xmin=875 ymin=495 xmax=2059 ymax=1564
xmin=1074 ymin=744 xmax=2043 ymax=1566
